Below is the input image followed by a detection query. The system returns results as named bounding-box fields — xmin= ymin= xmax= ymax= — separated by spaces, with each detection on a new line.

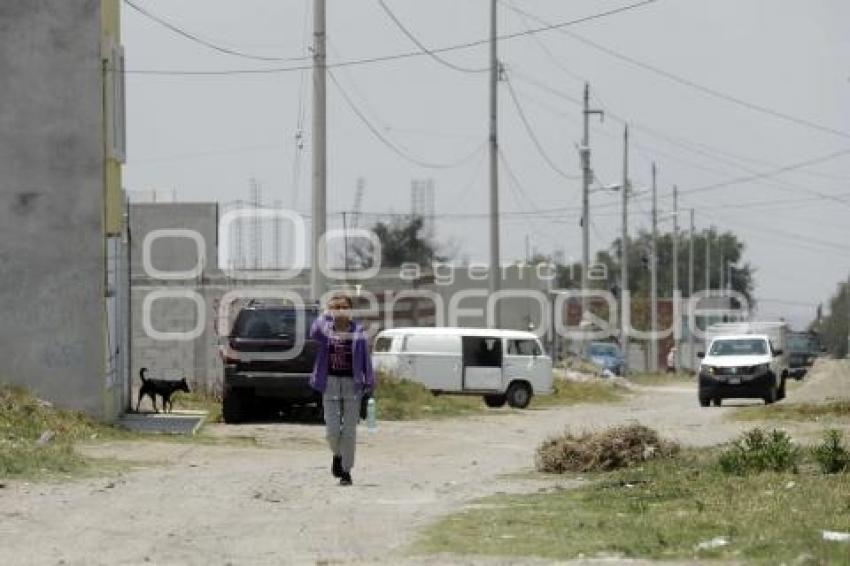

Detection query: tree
xmin=553 ymin=228 xmax=755 ymax=301
xmin=352 ymin=215 xmax=446 ymax=269
xmin=810 ymin=278 xmax=850 ymax=358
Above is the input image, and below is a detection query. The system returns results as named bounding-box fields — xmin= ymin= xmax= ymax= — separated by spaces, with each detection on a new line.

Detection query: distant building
xmin=0 ymin=1 xmax=128 ymax=420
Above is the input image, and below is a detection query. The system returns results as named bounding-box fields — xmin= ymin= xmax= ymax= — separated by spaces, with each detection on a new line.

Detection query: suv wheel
xmin=506 ymin=382 xmax=532 ymax=409
xmin=223 ymin=388 xmax=251 ymax=424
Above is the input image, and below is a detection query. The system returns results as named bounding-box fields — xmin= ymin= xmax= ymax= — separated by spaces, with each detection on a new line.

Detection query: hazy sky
xmin=122 ymin=0 xmax=850 ymax=328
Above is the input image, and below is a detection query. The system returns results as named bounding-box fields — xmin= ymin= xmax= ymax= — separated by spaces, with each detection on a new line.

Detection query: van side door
xmin=461 ymin=336 xmax=503 ymax=391
xmin=405 ymin=334 xmax=462 ymax=392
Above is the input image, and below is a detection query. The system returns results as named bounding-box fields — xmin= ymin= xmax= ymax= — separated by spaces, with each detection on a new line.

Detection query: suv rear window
xmin=233 ymin=309 xmax=317 ymax=339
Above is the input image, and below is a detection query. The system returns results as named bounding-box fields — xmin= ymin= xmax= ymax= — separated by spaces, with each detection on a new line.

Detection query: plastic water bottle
xmin=366 ymin=397 xmax=377 ymax=433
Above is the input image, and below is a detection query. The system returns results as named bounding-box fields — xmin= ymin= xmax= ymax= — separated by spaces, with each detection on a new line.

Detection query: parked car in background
xmin=220 ymin=303 xmax=321 ymax=423
xmin=585 ymin=341 xmax=624 ymax=376
xmin=788 ymin=331 xmax=819 ymax=380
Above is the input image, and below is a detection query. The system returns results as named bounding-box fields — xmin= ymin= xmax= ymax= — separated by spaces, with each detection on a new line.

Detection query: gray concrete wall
xmin=0 ymin=1 xmax=108 ymax=416
xmin=130 ymin=203 xmax=219 ymax=276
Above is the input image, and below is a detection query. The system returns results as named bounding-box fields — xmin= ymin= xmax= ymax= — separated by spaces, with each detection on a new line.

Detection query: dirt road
xmin=2 ymin=361 xmax=847 ymax=565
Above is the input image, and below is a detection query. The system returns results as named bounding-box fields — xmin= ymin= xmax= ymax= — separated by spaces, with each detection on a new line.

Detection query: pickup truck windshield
xmin=709 ymin=338 xmax=767 ymax=356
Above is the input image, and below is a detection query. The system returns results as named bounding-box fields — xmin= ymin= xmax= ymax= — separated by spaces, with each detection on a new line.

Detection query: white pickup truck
xmin=697 ymin=322 xmax=790 ymax=407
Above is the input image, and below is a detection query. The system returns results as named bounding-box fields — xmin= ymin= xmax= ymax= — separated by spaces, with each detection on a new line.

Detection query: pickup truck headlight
xmin=702 ymin=365 xmax=716 ymax=375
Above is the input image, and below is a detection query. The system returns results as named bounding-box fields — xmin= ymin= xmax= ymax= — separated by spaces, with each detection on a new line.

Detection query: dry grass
xmin=535 ymin=424 xmax=680 ymax=473
xmin=532 ymin=378 xmax=625 ymax=408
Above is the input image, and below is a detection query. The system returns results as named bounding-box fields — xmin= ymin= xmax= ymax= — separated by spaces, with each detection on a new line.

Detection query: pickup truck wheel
xmin=778 ymin=375 xmax=787 ymax=400
xmin=699 ymin=397 xmax=710 ymax=407
xmin=763 ymin=383 xmax=778 ymax=405
xmin=506 ymin=383 xmax=532 ymax=409
xmin=222 ymin=388 xmax=250 ymax=424
xmin=483 ymin=394 xmax=507 ymax=408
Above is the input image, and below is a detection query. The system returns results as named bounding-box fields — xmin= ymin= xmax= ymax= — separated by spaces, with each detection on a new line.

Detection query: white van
xmin=372 ymin=327 xmax=553 ymax=409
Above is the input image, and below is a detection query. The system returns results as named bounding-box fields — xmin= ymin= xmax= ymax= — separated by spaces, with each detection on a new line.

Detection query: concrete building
xmin=0 ymin=0 xmax=128 ymax=420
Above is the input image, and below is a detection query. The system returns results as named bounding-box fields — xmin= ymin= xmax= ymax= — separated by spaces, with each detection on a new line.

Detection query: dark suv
xmin=221 ymin=304 xmax=320 ymax=423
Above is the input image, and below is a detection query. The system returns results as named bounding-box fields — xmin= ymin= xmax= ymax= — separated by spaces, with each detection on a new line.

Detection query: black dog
xmin=136 ymin=368 xmax=190 ymax=413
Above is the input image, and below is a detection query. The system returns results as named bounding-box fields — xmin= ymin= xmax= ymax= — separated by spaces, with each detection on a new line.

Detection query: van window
xmin=404 ymin=334 xmax=461 ymax=355
xmin=373 ymin=337 xmax=393 ymax=353
xmin=507 ymin=339 xmax=541 ymax=356
xmin=462 ymin=336 xmax=502 ymax=367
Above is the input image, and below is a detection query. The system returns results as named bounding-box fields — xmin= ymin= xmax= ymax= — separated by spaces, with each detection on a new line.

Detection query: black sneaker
xmin=339 ymin=471 xmax=352 ymax=486
xmin=332 ymin=455 xmax=343 ymax=478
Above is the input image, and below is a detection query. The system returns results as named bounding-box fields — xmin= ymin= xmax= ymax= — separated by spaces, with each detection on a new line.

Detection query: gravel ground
xmin=1 ymin=360 xmax=847 ymax=565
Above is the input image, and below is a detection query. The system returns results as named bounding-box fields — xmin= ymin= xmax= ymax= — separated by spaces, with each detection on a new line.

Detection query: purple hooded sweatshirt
xmin=308 ymin=314 xmax=375 ymax=394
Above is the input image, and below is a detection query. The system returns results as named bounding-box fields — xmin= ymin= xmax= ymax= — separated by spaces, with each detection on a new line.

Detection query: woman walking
xmin=309 ymin=293 xmax=375 ymax=486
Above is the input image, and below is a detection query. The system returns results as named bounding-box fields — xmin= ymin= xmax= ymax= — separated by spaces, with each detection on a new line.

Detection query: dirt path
xmin=1 ymin=361 xmax=848 ymax=565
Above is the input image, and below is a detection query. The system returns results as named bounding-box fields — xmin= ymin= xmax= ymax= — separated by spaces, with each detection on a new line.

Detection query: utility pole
xmin=342 ymin=211 xmax=349 ymax=275
xmin=580 ymin=83 xmax=604 ymax=335
xmin=649 ymin=162 xmax=658 ymax=373
xmin=688 ymin=208 xmax=695 ymax=371
xmin=620 ymin=125 xmax=630 ymax=375
xmin=672 ymin=185 xmax=679 ymax=372
xmin=488 ymin=0 xmax=501 ymax=327
xmin=310 ymin=0 xmax=327 ymax=301
xmin=705 ymin=225 xmax=711 ymax=291
xmin=719 ymin=245 xmax=725 ymax=291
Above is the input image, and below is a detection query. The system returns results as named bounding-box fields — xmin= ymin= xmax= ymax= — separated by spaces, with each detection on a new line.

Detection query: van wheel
xmin=483 ymin=394 xmax=507 ymax=408
xmin=223 ymin=388 xmax=250 ymax=424
xmin=506 ymin=383 xmax=532 ymax=409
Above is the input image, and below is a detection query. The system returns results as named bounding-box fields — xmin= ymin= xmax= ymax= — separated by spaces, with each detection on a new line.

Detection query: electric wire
xmin=121 ymin=0 xmax=662 ymax=75
xmin=504 ymin=72 xmax=581 ymax=180
xmin=501 ymin=1 xmax=850 ymax=141
xmin=123 ymin=0 xmax=310 ymax=62
xmin=328 ymin=69 xmax=486 ymax=170
xmin=377 ymin=0 xmax=487 ymax=74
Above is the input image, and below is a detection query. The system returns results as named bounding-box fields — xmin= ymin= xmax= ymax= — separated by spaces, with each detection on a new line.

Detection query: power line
xmin=122 ymin=0 xmax=309 ymax=62
xmin=377 ymin=0 xmax=487 ymax=74
xmin=121 ymin=0 xmax=662 ymax=75
xmin=328 ymin=69 xmax=486 ymax=170
xmin=502 ymin=1 xmax=850 ymax=141
xmin=681 ymin=149 xmax=850 ymax=202
xmin=508 ymin=69 xmax=850 ymax=207
xmin=504 ymin=73 xmax=581 ymax=180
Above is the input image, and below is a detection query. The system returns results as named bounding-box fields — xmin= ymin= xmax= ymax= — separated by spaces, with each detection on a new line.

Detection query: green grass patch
xmin=532 ymin=378 xmax=624 ymax=409
xmin=0 ymin=386 xmax=135 ymax=480
xmin=733 ymin=401 xmax=850 ymax=423
xmin=628 ymin=372 xmax=694 ymax=386
xmin=375 ymin=375 xmax=489 ymax=420
xmin=418 ymin=449 xmax=850 ymax=563
xmin=171 ymin=388 xmax=222 ymax=423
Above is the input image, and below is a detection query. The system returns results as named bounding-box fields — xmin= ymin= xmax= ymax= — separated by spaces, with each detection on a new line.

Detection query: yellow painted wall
xmin=102 ymin=0 xmax=123 ymax=236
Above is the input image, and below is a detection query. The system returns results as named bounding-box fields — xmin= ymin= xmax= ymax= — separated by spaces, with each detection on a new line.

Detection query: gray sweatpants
xmin=323 ymin=375 xmax=361 ymax=472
